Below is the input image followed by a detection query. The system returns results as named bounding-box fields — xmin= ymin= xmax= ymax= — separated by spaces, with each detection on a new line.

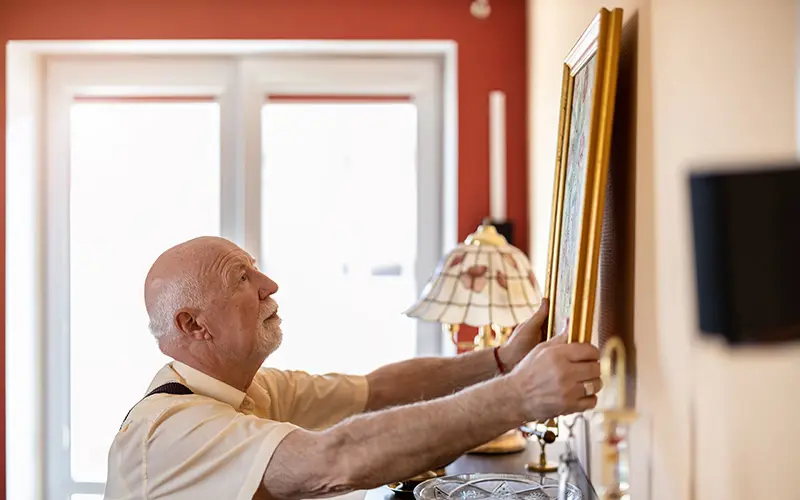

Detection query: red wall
xmin=0 ymin=0 xmax=527 ymax=493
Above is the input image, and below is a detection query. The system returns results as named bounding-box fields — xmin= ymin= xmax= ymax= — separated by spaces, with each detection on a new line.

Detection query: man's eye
xmin=241 ymin=273 xmax=248 ymax=282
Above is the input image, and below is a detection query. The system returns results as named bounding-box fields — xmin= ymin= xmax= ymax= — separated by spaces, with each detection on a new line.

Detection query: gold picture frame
xmin=544 ymin=8 xmax=623 ymax=344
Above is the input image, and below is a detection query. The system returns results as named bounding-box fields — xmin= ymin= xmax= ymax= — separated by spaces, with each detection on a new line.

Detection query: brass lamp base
xmin=468 ymin=429 xmax=527 ymax=454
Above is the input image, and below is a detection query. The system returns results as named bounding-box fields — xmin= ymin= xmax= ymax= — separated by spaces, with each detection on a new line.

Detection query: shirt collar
xmin=170 ymin=361 xmax=247 ymax=410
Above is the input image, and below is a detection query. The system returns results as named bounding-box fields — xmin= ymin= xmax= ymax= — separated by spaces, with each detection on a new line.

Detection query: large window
xmin=7 ymin=52 xmax=451 ymax=499
xmin=261 ymin=101 xmax=420 ymax=374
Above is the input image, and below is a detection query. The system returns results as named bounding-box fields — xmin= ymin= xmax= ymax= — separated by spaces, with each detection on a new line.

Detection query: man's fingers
xmin=587 ymin=377 xmax=604 ymax=394
xmin=561 ymin=342 xmax=601 ymax=362
xmin=528 ymin=298 xmax=549 ymax=326
xmin=566 ymin=373 xmax=603 ymax=402
xmin=571 ymin=361 xmax=602 ymax=382
xmin=513 ymin=299 xmax=549 ymax=339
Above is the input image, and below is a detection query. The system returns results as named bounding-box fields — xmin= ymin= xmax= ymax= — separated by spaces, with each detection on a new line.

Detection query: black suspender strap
xmin=120 ymin=382 xmax=194 ymax=430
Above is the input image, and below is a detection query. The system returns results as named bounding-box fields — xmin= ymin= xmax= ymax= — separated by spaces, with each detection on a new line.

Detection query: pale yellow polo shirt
xmin=103 ymin=361 xmax=369 ymax=500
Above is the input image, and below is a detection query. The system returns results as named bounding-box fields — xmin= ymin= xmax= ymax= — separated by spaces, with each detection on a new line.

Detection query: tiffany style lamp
xmin=404 ymin=221 xmax=542 ymax=453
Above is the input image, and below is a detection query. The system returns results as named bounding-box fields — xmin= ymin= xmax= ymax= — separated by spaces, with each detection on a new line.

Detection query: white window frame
xmin=6 ymin=41 xmax=458 ymax=500
xmin=240 ymin=56 xmax=445 ymax=356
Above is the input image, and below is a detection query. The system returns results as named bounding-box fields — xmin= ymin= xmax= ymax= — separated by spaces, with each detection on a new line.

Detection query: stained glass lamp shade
xmin=404 ymin=223 xmax=542 ymax=329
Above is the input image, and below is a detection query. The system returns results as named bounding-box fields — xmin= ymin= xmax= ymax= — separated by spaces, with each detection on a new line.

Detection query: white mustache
xmin=261 ymin=299 xmax=279 ymax=320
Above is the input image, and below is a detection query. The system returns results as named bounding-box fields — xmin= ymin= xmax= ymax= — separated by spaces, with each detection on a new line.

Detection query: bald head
xmin=145 ymin=236 xmax=240 ymax=340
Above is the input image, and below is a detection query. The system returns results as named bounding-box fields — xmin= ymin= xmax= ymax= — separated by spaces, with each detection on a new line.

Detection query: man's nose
xmin=258 ymin=275 xmax=279 ymax=300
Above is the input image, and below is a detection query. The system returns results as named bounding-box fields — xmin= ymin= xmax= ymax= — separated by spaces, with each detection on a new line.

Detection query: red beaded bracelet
xmin=493 ymin=346 xmax=507 ymax=374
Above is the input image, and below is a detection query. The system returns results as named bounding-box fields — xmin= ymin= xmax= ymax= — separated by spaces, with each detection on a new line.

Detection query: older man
xmin=104 ymin=236 xmax=602 ymax=500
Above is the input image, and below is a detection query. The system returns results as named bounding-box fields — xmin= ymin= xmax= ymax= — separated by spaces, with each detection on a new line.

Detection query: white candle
xmin=489 ymin=90 xmax=507 ymax=221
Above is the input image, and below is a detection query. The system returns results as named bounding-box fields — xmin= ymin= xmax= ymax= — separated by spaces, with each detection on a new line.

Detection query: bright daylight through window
xmin=261 ymin=101 xmax=419 ymax=375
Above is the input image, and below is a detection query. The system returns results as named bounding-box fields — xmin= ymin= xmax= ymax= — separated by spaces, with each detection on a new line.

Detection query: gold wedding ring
xmin=583 ymin=380 xmax=596 ymax=397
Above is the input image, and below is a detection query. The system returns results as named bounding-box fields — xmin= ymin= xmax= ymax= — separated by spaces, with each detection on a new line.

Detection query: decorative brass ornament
xmin=594 ymin=336 xmax=637 ymax=500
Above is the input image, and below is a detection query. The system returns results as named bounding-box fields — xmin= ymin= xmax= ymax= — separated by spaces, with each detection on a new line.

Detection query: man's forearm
xmin=263 ymin=324 xmax=596 ymax=500
xmin=263 ymin=374 xmax=525 ymax=499
xmin=364 ymin=347 xmax=513 ymax=411
xmin=330 ymin=374 xmax=524 ymax=490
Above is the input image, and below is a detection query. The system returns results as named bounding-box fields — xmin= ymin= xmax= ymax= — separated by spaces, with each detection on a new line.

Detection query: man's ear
xmin=175 ymin=310 xmax=208 ymax=341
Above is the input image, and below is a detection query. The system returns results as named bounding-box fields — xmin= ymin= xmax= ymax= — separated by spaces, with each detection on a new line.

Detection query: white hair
xmin=148 ymin=274 xmax=206 ymax=342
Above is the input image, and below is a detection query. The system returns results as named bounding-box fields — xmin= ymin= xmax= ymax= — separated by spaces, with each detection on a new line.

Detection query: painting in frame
xmin=543 ymin=8 xmax=623 ymax=344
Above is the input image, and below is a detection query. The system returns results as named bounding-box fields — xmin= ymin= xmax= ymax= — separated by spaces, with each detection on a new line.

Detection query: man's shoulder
xmin=255 ymin=366 xmax=355 ymax=382
xmin=107 ymin=378 xmax=299 ymax=500
xmin=122 ymin=386 xmax=233 ymax=431
xmin=252 ymin=367 xmax=367 ymax=401
xmin=115 ymin=391 xmax=297 ymax=455
xmin=253 ymin=366 xmax=306 ymax=386
xmin=252 ymin=367 xmax=346 ymax=391
xmin=122 ymin=360 xmax=237 ymax=432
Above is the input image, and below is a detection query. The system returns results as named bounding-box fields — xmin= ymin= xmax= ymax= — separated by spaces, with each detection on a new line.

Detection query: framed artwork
xmin=544 ymin=8 xmax=623 ymax=343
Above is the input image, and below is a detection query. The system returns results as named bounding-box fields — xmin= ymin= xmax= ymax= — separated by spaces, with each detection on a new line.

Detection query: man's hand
xmin=498 ymin=299 xmax=550 ymax=371
xmin=364 ymin=300 xmax=552 ymax=411
xmin=508 ymin=327 xmax=602 ymax=422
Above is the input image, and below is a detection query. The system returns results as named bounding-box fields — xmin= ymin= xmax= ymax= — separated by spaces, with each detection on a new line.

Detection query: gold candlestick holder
xmin=594 ymin=336 xmax=637 ymax=500
xmin=522 ymin=418 xmax=559 ymax=473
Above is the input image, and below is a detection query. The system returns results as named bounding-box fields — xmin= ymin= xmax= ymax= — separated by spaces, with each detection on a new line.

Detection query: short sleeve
xmin=112 ymin=395 xmax=298 ymax=500
xmin=256 ymin=369 xmax=369 ymax=430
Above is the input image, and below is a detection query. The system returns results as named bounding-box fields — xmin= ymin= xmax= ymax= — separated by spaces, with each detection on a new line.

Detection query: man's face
xmin=198 ymin=242 xmax=282 ymax=362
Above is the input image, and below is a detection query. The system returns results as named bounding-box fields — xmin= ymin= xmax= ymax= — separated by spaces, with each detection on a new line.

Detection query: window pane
xmin=261 ymin=102 xmax=418 ymax=375
xmin=69 ymin=102 xmax=221 ymax=482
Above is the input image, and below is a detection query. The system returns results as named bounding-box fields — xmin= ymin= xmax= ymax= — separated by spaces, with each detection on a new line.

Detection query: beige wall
xmin=528 ymin=1 xmax=800 ymax=499
xmin=651 ymin=2 xmax=800 ymax=499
